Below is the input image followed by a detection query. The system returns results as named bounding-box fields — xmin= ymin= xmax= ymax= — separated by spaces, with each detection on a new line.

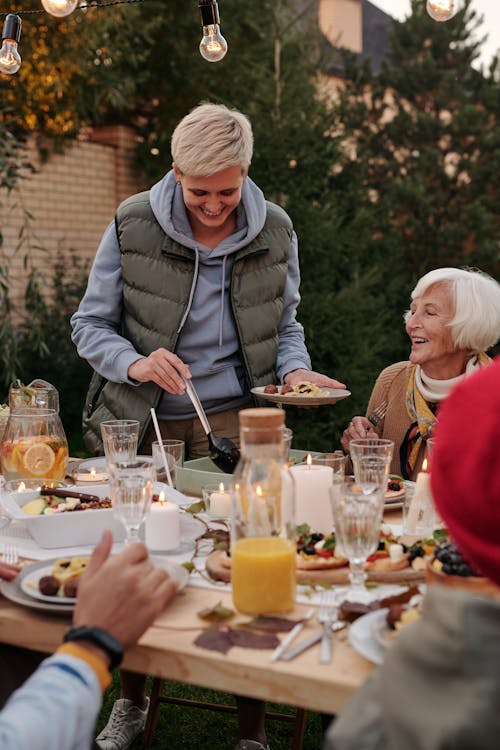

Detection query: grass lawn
xmin=98 ymin=675 xmax=329 ymax=749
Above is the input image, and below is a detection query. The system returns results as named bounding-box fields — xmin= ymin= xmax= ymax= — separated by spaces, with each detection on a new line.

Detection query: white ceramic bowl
xmin=1 ymin=482 xmax=185 ymax=549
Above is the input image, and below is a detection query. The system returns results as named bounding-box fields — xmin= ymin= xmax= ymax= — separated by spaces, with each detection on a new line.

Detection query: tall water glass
xmin=152 ymin=439 xmax=185 ymax=487
xmin=349 ymin=438 xmax=393 ymax=495
xmin=109 ymin=458 xmax=155 ymax=544
xmin=100 ymin=420 xmax=139 ymax=464
xmin=330 ymin=482 xmax=384 ymax=602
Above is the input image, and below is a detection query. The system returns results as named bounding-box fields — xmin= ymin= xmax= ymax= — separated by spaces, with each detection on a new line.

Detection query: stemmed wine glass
xmin=349 ymin=438 xmax=394 ymax=495
xmin=109 ymin=458 xmax=156 ymax=544
xmin=330 ymin=482 xmax=384 ymax=602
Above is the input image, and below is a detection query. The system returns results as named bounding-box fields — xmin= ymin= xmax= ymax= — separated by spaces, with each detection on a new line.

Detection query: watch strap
xmin=63 ymin=625 xmax=124 ymax=670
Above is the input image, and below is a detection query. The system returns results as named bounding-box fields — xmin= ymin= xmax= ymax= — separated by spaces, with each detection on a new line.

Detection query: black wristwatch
xmin=63 ymin=626 xmax=124 ymax=670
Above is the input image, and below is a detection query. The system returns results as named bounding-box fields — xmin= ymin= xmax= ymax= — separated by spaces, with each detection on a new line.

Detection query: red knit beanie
xmin=430 ymin=357 xmax=500 ymax=586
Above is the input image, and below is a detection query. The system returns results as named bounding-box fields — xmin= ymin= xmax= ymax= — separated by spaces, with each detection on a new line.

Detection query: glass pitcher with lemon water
xmin=0 ymin=407 xmax=68 ymax=480
xmin=231 ymin=408 xmax=295 ymax=615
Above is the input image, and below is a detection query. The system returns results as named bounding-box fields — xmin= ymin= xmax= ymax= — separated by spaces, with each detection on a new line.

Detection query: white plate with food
xmin=20 ymin=558 xmax=86 ymax=604
xmin=7 ymin=555 xmax=189 ymax=613
xmin=348 ymin=608 xmax=388 ymax=665
xmin=252 ymin=384 xmax=351 ymax=407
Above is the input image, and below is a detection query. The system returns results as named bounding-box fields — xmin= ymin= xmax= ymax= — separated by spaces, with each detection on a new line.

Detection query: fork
xmin=367 ymin=400 xmax=388 ymax=427
xmin=318 ymin=591 xmax=339 ymax=664
xmin=2 ymin=544 xmax=19 ymax=565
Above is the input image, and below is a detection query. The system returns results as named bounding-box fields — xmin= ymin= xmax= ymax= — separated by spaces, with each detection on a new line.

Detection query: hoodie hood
xmin=149 ymin=169 xmax=267 ymax=258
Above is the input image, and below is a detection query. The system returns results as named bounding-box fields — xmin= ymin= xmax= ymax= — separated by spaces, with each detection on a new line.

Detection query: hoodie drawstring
xmin=219 ymin=255 xmax=227 ymax=348
xmin=177 ymin=247 xmax=200 ymax=333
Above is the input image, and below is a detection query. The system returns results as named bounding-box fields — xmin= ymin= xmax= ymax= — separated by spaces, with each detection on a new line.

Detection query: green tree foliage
xmin=1 ymin=0 xmax=499 ymax=452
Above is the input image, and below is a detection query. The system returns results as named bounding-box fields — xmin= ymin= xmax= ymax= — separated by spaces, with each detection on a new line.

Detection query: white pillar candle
xmin=404 ymin=460 xmax=435 ymax=534
xmin=290 ymin=460 xmax=334 ymax=534
xmin=145 ymin=493 xmax=180 ymax=551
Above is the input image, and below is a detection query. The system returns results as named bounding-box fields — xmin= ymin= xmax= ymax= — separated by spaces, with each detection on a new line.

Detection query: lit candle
xmin=145 ymin=491 xmax=180 ymax=551
xmin=290 ymin=456 xmax=334 ymax=533
xmin=404 ymin=459 xmax=435 ymax=534
xmin=73 ymin=466 xmax=109 ymax=483
xmin=208 ymin=482 xmax=231 ymax=518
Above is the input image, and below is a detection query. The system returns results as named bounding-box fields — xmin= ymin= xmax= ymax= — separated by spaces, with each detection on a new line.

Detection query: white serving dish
xmin=1 ymin=482 xmax=184 ymax=549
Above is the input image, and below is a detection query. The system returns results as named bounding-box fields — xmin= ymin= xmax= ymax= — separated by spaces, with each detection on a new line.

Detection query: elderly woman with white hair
xmin=341 ymin=267 xmax=500 ymax=480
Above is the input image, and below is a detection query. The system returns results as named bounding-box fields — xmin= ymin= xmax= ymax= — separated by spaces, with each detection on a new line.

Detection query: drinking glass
xmin=109 ymin=458 xmax=155 ymax=544
xmin=100 ymin=420 xmax=139 ymax=464
xmin=310 ymin=451 xmax=345 ymax=481
xmin=152 ymin=439 xmax=185 ymax=488
xmin=330 ymin=482 xmax=384 ymax=602
xmin=349 ymin=438 xmax=393 ymax=495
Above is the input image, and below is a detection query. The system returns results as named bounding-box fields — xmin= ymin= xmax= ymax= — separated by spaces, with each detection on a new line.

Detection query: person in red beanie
xmin=324 ymin=357 xmax=500 ymax=750
xmin=430 ymin=356 xmax=500 ymax=586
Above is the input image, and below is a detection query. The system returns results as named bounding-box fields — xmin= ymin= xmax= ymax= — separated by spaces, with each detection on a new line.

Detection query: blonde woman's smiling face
xmin=173 ymin=165 xmax=247 ymax=237
xmin=405 ymin=283 xmax=469 ymax=379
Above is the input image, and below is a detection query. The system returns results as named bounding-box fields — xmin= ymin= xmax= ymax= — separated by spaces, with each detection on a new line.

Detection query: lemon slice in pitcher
xmin=23 ymin=443 xmax=56 ymax=476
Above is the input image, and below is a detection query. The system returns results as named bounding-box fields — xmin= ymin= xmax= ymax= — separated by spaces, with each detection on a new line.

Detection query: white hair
xmin=171 ymin=102 xmax=253 ymax=176
xmin=405 ymin=267 xmax=500 ymax=353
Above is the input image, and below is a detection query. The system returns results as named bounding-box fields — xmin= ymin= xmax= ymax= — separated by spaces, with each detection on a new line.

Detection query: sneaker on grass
xmin=96 ymin=697 xmax=150 ymax=750
xmin=234 ymin=742 xmax=270 ymax=750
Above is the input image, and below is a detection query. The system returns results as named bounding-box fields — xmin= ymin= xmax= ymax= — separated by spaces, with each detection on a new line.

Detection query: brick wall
xmin=0 ymin=125 xmax=145 ymax=309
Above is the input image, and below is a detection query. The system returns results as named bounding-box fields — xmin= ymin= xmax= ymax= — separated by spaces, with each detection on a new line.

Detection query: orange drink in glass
xmin=232 ymin=536 xmax=296 ymax=614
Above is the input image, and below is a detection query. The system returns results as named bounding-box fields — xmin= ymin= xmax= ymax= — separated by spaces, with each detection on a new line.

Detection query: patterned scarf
xmin=401 ymin=353 xmax=490 ymax=479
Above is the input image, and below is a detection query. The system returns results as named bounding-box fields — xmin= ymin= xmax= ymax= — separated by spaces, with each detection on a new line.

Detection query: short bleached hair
xmin=405 ymin=267 xmax=500 ymax=353
xmin=171 ymin=102 xmax=253 ymax=177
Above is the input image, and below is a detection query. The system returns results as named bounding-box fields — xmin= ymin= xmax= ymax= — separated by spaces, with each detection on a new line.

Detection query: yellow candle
xmin=231 ymin=536 xmax=296 ymax=614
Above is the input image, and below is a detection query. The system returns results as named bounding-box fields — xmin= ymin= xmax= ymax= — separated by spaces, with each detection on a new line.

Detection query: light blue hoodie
xmin=71 ymin=170 xmax=311 ymax=420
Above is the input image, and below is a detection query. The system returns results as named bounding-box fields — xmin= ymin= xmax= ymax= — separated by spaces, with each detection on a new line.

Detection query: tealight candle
xmin=73 ymin=466 xmax=109 ymax=483
xmin=290 ymin=455 xmax=334 ymax=534
xmin=145 ymin=491 xmax=180 ymax=551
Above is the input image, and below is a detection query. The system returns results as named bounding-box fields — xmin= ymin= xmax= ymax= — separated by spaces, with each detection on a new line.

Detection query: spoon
xmin=182 ymin=376 xmax=240 ymax=474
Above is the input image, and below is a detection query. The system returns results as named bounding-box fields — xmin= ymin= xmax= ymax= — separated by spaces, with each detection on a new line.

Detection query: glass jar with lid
xmin=231 ymin=407 xmax=295 ymax=614
xmin=0 ymin=408 xmax=69 ymax=481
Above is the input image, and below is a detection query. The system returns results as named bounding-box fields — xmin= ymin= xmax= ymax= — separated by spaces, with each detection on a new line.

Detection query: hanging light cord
xmin=0 ymin=0 xmax=146 ymax=17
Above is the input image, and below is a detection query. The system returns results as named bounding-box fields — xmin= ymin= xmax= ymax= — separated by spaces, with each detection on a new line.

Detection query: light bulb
xmin=0 ymin=15 xmax=22 ymax=75
xmin=41 ymin=0 xmax=78 ymax=18
xmin=426 ymin=0 xmax=455 ymax=22
xmin=199 ymin=0 xmax=228 ymax=63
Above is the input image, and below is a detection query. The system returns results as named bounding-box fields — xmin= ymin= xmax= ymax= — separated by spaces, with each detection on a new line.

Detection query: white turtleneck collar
xmin=415 ymin=356 xmax=480 ymax=403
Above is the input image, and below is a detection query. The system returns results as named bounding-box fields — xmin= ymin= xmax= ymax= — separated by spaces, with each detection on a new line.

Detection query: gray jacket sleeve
xmin=276 ymin=231 xmax=312 ymax=381
xmin=70 ymin=222 xmax=144 ymax=384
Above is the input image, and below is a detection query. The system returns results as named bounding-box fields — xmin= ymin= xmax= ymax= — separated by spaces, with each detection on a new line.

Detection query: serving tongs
xmin=182 ymin=376 xmax=240 ymax=474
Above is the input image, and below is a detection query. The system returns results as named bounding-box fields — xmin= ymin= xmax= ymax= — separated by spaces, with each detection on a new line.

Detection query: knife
xmin=280 ymin=621 xmax=346 ymax=662
xmin=270 ymin=608 xmax=315 ymax=663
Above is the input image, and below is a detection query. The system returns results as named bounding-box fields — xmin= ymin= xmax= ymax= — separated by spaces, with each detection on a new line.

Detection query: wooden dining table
xmin=0 ymin=582 xmax=375 ymax=715
xmin=0 ymin=498 xmax=407 ymax=718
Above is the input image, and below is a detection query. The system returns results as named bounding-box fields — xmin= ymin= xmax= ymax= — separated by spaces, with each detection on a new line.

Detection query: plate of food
xmin=205 ymin=524 xmax=432 ymax=586
xmin=251 ymin=382 xmax=351 ymax=407
xmin=20 ymin=556 xmax=90 ymax=603
xmin=371 ymin=598 xmax=422 ymax=651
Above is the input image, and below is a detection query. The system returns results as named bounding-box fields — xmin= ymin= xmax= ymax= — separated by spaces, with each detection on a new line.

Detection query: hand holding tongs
xmin=182 ymin=376 xmax=240 ymax=474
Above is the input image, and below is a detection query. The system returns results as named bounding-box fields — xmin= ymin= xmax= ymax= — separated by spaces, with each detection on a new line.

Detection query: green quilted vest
xmin=82 ymin=192 xmax=292 ymax=454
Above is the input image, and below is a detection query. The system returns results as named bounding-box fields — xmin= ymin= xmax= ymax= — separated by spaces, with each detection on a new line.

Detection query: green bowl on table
xmin=175 ymin=449 xmax=312 ymax=497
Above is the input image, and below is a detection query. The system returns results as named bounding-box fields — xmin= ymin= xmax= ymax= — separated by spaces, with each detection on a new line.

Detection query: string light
xmin=426 ymin=0 xmax=455 ymax=22
xmin=0 ymin=13 xmax=21 ymax=74
xmin=41 ymin=0 xmax=78 ymax=19
xmin=198 ymin=0 xmax=227 ymax=62
xmin=0 ymin=0 xmax=228 ymax=75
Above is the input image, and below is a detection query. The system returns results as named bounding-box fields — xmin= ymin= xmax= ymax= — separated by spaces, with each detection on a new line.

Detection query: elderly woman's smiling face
xmin=405 ymin=282 xmax=469 ymax=379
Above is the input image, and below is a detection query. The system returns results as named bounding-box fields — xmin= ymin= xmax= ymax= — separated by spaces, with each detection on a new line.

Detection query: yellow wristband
xmin=56 ymin=642 xmax=112 ymax=692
